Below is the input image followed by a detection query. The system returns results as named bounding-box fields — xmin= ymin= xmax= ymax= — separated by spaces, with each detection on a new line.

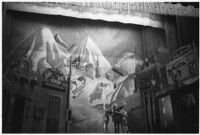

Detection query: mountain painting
xmin=8 ymin=26 xmax=143 ymax=101
xmin=7 ymin=26 xmax=143 ymax=132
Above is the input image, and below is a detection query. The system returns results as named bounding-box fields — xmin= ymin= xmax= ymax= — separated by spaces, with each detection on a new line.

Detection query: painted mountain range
xmin=8 ymin=28 xmax=111 ymax=79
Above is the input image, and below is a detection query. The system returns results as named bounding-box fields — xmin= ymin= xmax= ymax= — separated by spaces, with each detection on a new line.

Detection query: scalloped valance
xmin=6 ymin=2 xmax=199 ymax=28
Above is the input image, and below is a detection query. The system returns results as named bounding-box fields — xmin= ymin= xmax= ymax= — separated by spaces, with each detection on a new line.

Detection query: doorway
xmin=11 ymin=97 xmax=25 ymax=133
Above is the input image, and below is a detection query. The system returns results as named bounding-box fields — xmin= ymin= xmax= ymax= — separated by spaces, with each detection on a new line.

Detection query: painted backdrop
xmin=6 ymin=11 xmax=166 ymax=132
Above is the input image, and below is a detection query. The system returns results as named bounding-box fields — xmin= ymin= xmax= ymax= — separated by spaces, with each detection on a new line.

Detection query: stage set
xmin=2 ymin=2 xmax=199 ymax=133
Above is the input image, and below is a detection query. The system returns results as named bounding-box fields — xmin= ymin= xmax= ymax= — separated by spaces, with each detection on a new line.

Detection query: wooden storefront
xmin=135 ymin=45 xmax=199 ymax=133
xmin=3 ymin=65 xmax=68 ymax=133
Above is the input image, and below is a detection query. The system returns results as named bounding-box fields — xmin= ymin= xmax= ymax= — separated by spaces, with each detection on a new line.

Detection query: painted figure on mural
xmin=102 ymin=102 xmax=128 ymax=133
xmin=120 ymin=104 xmax=128 ymax=133
xmin=111 ymin=102 xmax=127 ymax=133
xmin=102 ymin=103 xmax=112 ymax=133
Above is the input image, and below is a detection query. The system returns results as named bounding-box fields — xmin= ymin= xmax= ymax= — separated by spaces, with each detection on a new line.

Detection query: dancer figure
xmin=112 ymin=102 xmax=127 ymax=133
xmin=120 ymin=103 xmax=128 ymax=133
xmin=102 ymin=103 xmax=112 ymax=133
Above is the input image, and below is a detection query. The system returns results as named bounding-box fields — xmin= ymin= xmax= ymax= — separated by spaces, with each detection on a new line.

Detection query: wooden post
xmin=65 ymin=57 xmax=72 ymax=133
